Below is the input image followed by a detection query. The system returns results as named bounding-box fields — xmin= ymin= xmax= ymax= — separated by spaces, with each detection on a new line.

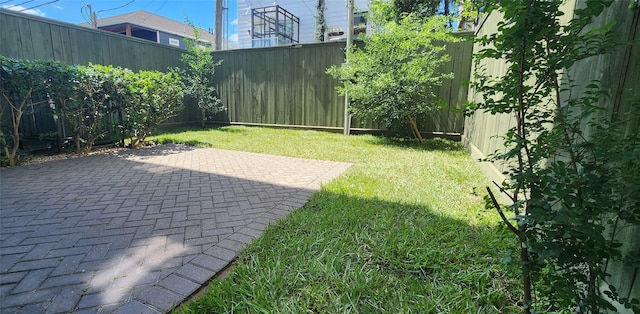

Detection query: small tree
xmin=0 ymin=57 xmax=49 ymax=166
xmin=181 ymin=24 xmax=223 ymax=127
xmin=472 ymin=0 xmax=639 ymax=312
xmin=327 ymin=1 xmax=458 ymax=142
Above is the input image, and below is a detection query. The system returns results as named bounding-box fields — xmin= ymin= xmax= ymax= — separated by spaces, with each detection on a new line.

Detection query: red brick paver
xmin=0 ymin=144 xmax=352 ymax=313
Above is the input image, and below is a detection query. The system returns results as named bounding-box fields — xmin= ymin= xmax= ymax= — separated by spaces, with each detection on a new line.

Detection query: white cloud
xmin=2 ymin=5 xmax=46 ymax=17
xmin=231 ymin=18 xmax=238 ymax=25
xmin=229 ymin=33 xmax=238 ymax=42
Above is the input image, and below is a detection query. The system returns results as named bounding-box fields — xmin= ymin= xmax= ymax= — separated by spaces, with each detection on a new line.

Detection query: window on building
xmin=169 ymin=38 xmax=180 ymax=46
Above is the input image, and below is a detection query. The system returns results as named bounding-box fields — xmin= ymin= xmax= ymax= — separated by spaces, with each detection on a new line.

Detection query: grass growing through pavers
xmin=150 ymin=126 xmax=520 ymax=313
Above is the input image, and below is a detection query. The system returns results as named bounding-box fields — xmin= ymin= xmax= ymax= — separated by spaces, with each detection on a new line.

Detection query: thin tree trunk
xmin=9 ymin=105 xmax=23 ymax=166
xmin=517 ymin=12 xmax=533 ymax=313
xmin=407 ymin=116 xmax=424 ymax=143
xmin=487 ymin=187 xmax=532 ymax=314
xmin=520 ymin=235 xmax=532 ymax=314
xmin=75 ymin=133 xmax=82 ymax=154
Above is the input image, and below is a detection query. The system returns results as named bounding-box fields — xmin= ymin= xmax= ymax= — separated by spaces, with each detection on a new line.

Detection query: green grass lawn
xmin=150 ymin=126 xmax=520 ymax=313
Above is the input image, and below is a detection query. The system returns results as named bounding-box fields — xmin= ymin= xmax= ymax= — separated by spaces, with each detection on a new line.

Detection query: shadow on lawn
xmin=299 ymin=191 xmax=513 ymax=281
xmin=155 ymin=124 xmax=248 ymax=135
xmin=366 ymin=136 xmax=465 ymax=152
xmin=193 ymin=190 xmax=521 ymax=313
xmin=151 ymin=125 xmax=249 ymax=147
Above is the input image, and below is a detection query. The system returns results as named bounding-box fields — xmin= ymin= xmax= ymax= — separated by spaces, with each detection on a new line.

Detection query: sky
xmin=1 ymin=0 xmax=240 ymax=42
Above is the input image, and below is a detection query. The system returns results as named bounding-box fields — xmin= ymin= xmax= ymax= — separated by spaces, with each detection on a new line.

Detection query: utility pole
xmin=81 ymin=3 xmax=98 ymax=29
xmin=343 ymin=0 xmax=354 ymax=135
xmin=91 ymin=10 xmax=97 ymax=29
xmin=214 ymin=0 xmax=223 ymax=50
xmin=224 ymin=0 xmax=228 ymax=50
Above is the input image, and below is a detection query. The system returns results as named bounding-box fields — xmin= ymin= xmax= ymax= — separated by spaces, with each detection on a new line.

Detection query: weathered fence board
xmin=0 ymin=10 xmax=186 ymax=71
xmin=211 ymin=43 xmax=350 ymax=129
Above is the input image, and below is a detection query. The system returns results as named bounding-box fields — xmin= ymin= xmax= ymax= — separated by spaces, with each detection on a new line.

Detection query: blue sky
xmin=1 ymin=0 xmax=239 ymax=41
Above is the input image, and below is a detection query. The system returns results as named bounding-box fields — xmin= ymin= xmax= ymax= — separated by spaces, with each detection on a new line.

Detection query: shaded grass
xmin=150 ymin=126 xmax=521 ymax=313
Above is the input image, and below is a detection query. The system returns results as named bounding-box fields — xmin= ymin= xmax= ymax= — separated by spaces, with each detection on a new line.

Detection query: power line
xmin=300 ymin=0 xmax=315 ymax=18
xmin=20 ymin=0 xmax=59 ymax=11
xmin=153 ymin=0 xmax=168 ymax=13
xmin=97 ymin=0 xmax=134 ymax=14
xmin=80 ymin=3 xmax=96 ymax=27
xmin=5 ymin=0 xmax=36 ymax=9
xmin=0 ymin=0 xmax=15 ymax=5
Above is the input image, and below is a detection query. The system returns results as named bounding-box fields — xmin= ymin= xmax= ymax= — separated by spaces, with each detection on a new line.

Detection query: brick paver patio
xmin=0 ymin=144 xmax=352 ymax=313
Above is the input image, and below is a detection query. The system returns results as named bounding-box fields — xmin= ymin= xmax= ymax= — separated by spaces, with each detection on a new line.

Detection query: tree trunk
xmin=1 ymin=90 xmax=30 ymax=166
xmin=520 ymin=237 xmax=532 ymax=314
xmin=9 ymin=105 xmax=23 ymax=166
xmin=75 ymin=133 xmax=82 ymax=154
xmin=408 ymin=116 xmax=424 ymax=143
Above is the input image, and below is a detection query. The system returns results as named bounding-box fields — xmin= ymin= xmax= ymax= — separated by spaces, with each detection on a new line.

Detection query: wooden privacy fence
xmin=211 ymin=37 xmax=473 ymax=132
xmin=0 ymin=9 xmax=184 ymax=71
xmin=0 ymin=8 xmax=473 ymax=142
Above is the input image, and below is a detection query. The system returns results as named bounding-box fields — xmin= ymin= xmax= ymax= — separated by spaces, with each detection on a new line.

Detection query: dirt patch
xmin=15 ymin=146 xmax=127 ymax=167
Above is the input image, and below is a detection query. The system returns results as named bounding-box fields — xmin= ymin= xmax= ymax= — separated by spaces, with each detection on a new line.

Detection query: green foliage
xmin=472 ymin=0 xmax=639 ymax=312
xmin=1 ymin=56 xmax=185 ymax=163
xmin=391 ymin=0 xmax=478 ymax=29
xmin=180 ymin=23 xmax=223 ymax=127
xmin=57 ymin=64 xmax=184 ymax=152
xmin=65 ymin=64 xmax=121 ymax=153
xmin=327 ymin=1 xmax=459 ymax=140
xmin=0 ymin=56 xmax=50 ymax=166
xmin=392 ymin=0 xmax=441 ymax=19
xmin=43 ymin=59 xmax=77 ymax=125
xmin=127 ymin=69 xmax=184 ymax=147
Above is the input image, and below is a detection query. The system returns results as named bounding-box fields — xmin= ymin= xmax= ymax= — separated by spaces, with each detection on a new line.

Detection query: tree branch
xmin=486 ymin=186 xmax=519 ymax=236
xmin=492 ymin=180 xmax=516 ymax=203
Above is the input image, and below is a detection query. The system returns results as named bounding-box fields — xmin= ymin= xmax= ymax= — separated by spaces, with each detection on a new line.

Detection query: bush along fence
xmin=0 ymin=56 xmax=184 ymax=166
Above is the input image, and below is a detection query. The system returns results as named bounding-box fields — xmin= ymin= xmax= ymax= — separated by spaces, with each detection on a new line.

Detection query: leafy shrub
xmin=126 ymin=69 xmax=184 ymax=147
xmin=472 ymin=0 xmax=639 ymax=312
xmin=1 ymin=56 xmax=185 ymax=163
xmin=0 ymin=56 xmax=50 ymax=166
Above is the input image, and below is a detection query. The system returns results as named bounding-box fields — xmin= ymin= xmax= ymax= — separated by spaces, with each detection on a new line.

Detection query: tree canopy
xmin=393 ymin=0 xmax=441 ymax=19
xmin=327 ymin=0 xmax=458 ymax=141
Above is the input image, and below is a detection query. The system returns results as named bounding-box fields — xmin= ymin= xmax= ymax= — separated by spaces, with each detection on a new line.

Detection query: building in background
xmin=236 ymin=0 xmax=370 ymax=48
xmin=79 ymin=10 xmax=223 ymax=49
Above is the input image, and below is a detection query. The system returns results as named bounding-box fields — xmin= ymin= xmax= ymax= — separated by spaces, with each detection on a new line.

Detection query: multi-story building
xmin=235 ymin=0 xmax=370 ymax=48
xmin=79 ymin=10 xmax=219 ymax=49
